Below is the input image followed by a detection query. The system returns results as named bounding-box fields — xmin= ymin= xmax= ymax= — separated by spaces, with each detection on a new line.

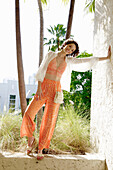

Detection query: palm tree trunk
xmin=66 ymin=0 xmax=75 ymax=39
xmin=15 ymin=0 xmax=27 ymax=117
xmin=37 ymin=0 xmax=44 ymax=130
xmin=37 ymin=0 xmax=44 ymax=65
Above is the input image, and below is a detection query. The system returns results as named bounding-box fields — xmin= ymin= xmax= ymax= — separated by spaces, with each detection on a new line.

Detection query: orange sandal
xmin=27 ymin=138 xmax=36 ymax=155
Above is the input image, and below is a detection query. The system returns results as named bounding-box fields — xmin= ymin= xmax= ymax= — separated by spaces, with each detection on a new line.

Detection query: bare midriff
xmin=45 ymin=57 xmax=67 ymax=82
xmin=45 ymin=73 xmax=61 ymax=81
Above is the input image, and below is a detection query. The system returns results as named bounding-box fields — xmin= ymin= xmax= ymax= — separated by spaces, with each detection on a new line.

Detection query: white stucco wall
xmin=91 ymin=0 xmax=113 ymax=169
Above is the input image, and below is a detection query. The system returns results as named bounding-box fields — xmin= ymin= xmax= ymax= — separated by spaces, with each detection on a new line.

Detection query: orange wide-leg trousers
xmin=20 ymin=78 xmax=60 ymax=150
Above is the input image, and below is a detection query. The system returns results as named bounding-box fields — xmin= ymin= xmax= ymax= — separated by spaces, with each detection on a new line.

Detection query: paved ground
xmin=0 ymin=151 xmax=106 ymax=170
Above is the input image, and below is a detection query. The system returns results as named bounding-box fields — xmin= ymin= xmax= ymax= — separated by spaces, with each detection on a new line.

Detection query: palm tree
xmin=44 ymin=24 xmax=66 ymax=51
xmin=36 ymin=0 xmax=47 ymax=129
xmin=37 ymin=0 xmax=47 ymax=65
xmin=65 ymin=0 xmax=75 ymax=39
xmin=15 ymin=0 xmax=27 ymax=117
xmin=66 ymin=0 xmax=95 ymax=39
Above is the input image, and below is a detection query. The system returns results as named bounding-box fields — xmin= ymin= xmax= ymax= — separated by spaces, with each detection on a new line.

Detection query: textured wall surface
xmin=91 ymin=0 xmax=113 ymax=170
xmin=0 ymin=152 xmax=106 ymax=170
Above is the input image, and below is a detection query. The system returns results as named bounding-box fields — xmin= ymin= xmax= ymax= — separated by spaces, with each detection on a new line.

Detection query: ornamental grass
xmin=0 ymin=104 xmax=90 ymax=154
xmin=0 ymin=114 xmax=27 ymax=152
xmin=50 ymin=105 xmax=90 ymax=154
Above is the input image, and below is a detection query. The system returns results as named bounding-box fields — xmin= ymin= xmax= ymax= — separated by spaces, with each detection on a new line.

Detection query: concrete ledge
xmin=0 ymin=152 xmax=106 ymax=170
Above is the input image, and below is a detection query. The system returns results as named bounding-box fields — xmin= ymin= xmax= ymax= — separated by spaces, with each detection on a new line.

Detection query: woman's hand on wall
xmin=99 ymin=45 xmax=111 ymax=61
xmin=107 ymin=45 xmax=111 ymax=60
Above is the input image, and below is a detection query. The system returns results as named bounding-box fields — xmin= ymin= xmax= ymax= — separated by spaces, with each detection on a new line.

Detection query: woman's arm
xmin=99 ymin=45 xmax=111 ymax=61
xmin=66 ymin=46 xmax=111 ymax=64
xmin=66 ymin=46 xmax=111 ymax=72
xmin=35 ymin=81 xmax=43 ymax=100
xmin=66 ymin=55 xmax=98 ymax=64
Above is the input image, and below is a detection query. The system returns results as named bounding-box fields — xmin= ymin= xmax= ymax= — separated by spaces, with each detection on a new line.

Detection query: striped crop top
xmin=46 ymin=57 xmax=67 ymax=78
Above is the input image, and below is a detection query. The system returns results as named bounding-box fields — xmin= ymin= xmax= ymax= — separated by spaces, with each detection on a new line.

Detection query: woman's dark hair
xmin=61 ymin=39 xmax=79 ymax=57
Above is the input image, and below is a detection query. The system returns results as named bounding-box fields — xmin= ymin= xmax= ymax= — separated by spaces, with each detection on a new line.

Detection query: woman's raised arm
xmin=99 ymin=45 xmax=111 ymax=61
xmin=65 ymin=46 xmax=111 ymax=72
xmin=66 ymin=46 xmax=111 ymax=64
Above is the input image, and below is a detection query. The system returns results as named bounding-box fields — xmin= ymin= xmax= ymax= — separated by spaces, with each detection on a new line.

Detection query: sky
xmin=0 ymin=0 xmax=94 ymax=84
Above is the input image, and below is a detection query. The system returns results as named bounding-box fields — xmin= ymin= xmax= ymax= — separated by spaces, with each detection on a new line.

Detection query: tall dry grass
xmin=50 ymin=105 xmax=90 ymax=154
xmin=0 ymin=105 xmax=90 ymax=154
xmin=0 ymin=114 xmax=27 ymax=152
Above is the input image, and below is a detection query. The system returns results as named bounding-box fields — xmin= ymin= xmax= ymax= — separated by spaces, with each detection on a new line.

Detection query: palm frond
xmin=41 ymin=0 xmax=47 ymax=5
xmin=85 ymin=0 xmax=95 ymax=13
xmin=50 ymin=26 xmax=54 ymax=34
xmin=62 ymin=0 xmax=70 ymax=5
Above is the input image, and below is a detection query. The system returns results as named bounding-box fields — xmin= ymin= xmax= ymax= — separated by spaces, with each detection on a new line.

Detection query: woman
xmin=20 ymin=39 xmax=111 ymax=160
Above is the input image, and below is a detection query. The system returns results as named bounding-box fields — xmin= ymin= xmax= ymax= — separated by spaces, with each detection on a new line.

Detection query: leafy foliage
xmin=41 ymin=0 xmax=47 ymax=5
xmin=85 ymin=0 xmax=95 ymax=13
xmin=44 ymin=24 xmax=66 ymax=51
xmin=70 ymin=70 xmax=92 ymax=119
xmin=61 ymin=0 xmax=70 ymax=5
xmin=63 ymin=51 xmax=93 ymax=119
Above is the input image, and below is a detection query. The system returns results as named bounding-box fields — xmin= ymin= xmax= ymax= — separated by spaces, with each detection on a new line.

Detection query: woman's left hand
xmin=107 ymin=45 xmax=111 ymax=60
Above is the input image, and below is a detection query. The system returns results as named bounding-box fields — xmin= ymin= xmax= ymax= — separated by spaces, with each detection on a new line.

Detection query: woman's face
xmin=63 ymin=43 xmax=76 ymax=55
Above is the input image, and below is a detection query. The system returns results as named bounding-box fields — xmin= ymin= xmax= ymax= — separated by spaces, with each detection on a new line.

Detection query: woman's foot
xmin=37 ymin=150 xmax=44 ymax=160
xmin=27 ymin=136 xmax=36 ymax=155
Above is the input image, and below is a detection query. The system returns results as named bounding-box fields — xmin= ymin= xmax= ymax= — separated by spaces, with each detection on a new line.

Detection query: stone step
xmin=0 ymin=152 xmax=106 ymax=170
